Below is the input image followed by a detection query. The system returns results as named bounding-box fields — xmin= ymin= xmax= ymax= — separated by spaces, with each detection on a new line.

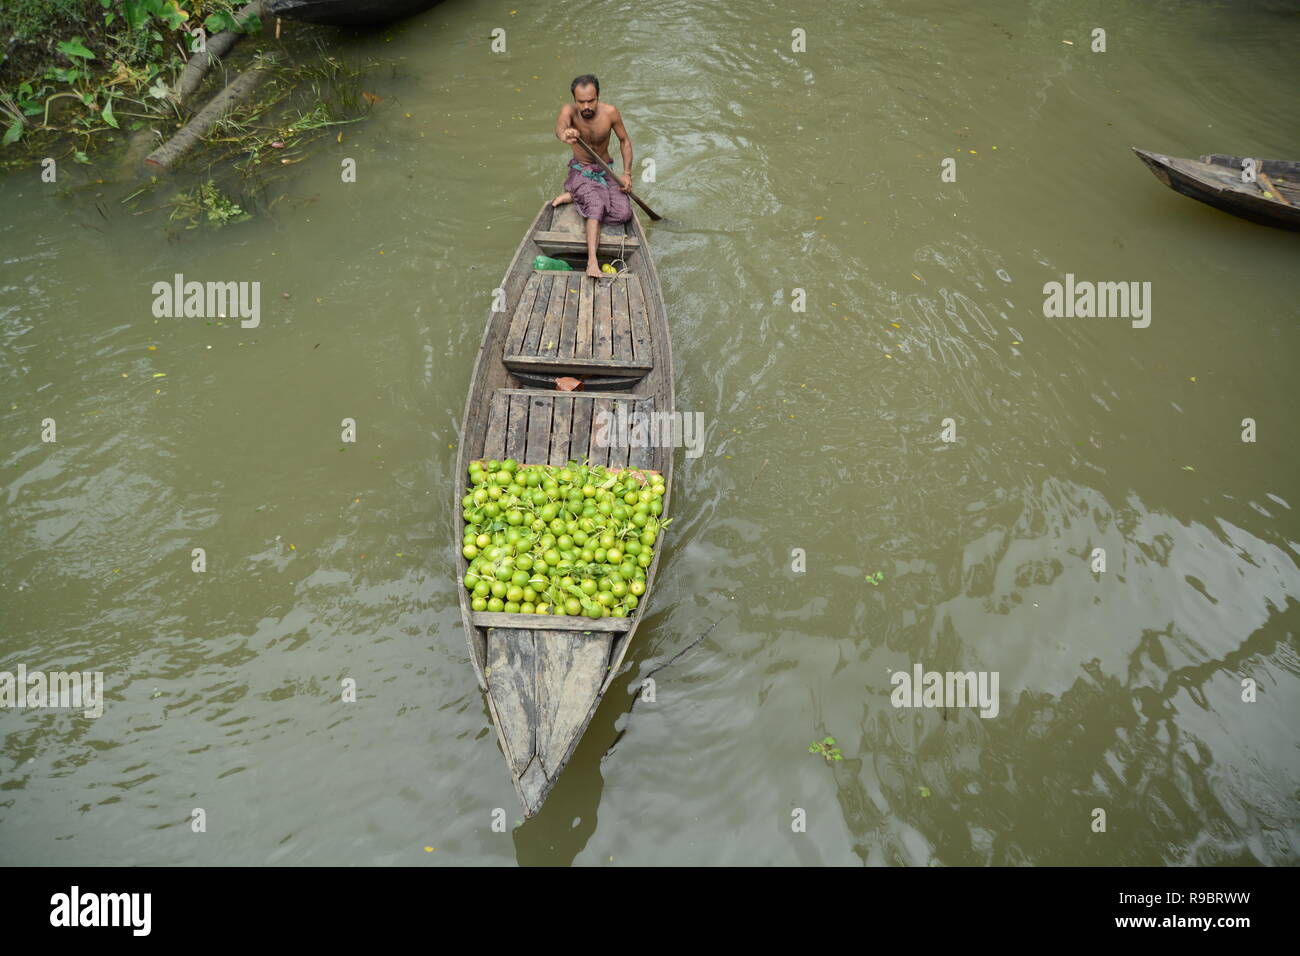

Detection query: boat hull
xmin=266 ymin=0 xmax=440 ymax=27
xmin=453 ymin=203 xmax=675 ymax=816
xmin=1132 ymin=148 xmax=1300 ymax=232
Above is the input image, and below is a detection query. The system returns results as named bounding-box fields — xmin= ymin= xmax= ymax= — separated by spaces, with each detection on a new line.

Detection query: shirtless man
xmin=552 ymin=74 xmax=634 ymax=278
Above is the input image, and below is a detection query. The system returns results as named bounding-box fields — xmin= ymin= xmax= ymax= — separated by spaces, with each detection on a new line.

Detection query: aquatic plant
xmin=809 ymin=737 xmax=843 ymax=763
xmin=167 ymin=177 xmax=249 ymax=227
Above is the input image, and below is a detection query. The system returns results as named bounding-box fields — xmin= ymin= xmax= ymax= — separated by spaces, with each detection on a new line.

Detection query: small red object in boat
xmin=556 ymin=377 xmax=583 ymax=392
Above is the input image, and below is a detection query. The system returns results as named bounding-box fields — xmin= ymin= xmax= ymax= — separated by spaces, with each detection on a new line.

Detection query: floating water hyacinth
xmin=809 ymin=737 xmax=843 ymax=763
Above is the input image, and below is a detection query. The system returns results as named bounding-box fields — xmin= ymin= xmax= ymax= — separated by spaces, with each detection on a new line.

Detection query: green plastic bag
xmin=532 ymin=255 xmax=572 ymax=271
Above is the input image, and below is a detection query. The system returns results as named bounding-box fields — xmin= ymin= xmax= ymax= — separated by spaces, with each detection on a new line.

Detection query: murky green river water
xmin=3 ymin=0 xmax=1298 ymax=865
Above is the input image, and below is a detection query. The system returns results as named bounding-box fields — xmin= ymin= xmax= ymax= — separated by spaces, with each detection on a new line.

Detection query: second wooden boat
xmin=266 ymin=0 xmax=441 ymax=27
xmin=1132 ymin=148 xmax=1300 ymax=231
xmin=454 ymin=202 xmax=674 ymax=817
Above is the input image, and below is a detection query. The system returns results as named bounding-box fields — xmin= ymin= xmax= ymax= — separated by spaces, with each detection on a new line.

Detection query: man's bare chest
xmin=572 ymin=113 xmax=614 ymax=143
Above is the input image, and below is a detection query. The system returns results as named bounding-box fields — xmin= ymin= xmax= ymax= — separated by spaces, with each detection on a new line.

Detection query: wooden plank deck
xmin=535 ymin=629 xmax=615 ymax=777
xmin=481 ymin=391 xmax=510 ymax=461
xmin=480 ymin=389 xmax=657 ymax=467
xmin=505 ymin=273 xmax=653 ymax=378
xmin=505 ymin=393 xmax=529 ymax=461
xmin=593 ymin=281 xmax=613 ymax=361
xmin=484 ymin=625 xmax=617 ymax=811
xmin=485 ymin=629 xmax=537 ymax=775
xmin=606 ymin=396 xmax=632 ymax=470
xmin=575 ymin=275 xmax=595 ymax=360
xmin=504 ymin=273 xmax=544 ymax=357
xmin=610 ymin=281 xmax=632 ymax=367
xmin=569 ymin=393 xmax=593 ymax=465
xmin=525 ymin=392 xmax=553 ymax=464
xmin=626 ymin=272 xmax=653 ymax=365
xmin=548 ymin=395 xmax=573 ymax=466
xmin=538 ymin=273 xmax=570 ymax=357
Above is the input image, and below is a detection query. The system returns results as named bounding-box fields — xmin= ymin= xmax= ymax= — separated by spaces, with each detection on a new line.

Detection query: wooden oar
xmin=573 ymin=133 xmax=663 ymax=221
xmin=1257 ymin=171 xmax=1294 ymax=207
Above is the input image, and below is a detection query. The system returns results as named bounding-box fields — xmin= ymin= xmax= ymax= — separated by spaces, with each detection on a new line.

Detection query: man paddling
xmin=551 ymin=74 xmax=634 ymax=278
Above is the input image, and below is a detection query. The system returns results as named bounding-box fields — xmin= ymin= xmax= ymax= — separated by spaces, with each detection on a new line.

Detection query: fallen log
xmin=146 ymin=66 xmax=269 ymax=169
xmin=173 ymin=0 xmax=267 ymax=105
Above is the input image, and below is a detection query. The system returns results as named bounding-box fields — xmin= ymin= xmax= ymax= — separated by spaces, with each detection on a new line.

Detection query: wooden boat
xmin=265 ymin=0 xmax=440 ymax=27
xmin=1132 ymin=148 xmax=1300 ymax=231
xmin=454 ymin=202 xmax=674 ymax=817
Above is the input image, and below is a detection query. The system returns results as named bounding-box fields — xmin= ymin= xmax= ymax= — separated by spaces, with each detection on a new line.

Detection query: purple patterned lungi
xmin=562 ymin=158 xmax=633 ymax=224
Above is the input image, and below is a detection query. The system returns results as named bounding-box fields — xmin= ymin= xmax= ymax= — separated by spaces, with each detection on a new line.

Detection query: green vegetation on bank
xmin=1 ymin=1 xmax=259 ymax=152
xmin=3 ymin=1 xmax=376 ymax=233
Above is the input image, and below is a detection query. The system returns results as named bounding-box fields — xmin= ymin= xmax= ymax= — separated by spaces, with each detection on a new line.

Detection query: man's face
xmin=573 ymin=85 xmax=598 ymax=120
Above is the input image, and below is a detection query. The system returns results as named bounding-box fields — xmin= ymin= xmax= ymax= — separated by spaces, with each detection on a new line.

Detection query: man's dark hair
xmin=570 ymin=74 xmax=600 ymax=97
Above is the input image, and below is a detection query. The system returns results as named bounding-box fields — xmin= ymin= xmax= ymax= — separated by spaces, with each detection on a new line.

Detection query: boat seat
xmin=509 ymin=369 xmax=644 ymax=392
xmin=533 ymin=204 xmax=636 ymax=257
xmin=503 ymin=271 xmax=654 ymax=379
xmin=549 ymin=203 xmax=630 ymax=237
xmin=531 ymin=231 xmax=639 ymax=258
xmin=481 ymin=387 xmax=658 ymax=470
